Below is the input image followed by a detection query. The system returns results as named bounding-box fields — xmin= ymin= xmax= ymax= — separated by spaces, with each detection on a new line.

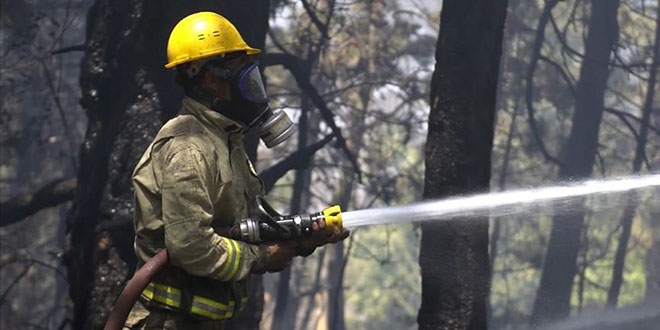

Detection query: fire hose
xmin=104 ymin=197 xmax=342 ymax=330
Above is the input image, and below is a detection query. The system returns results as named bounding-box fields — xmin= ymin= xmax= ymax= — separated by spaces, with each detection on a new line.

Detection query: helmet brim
xmin=165 ymin=46 xmax=261 ymax=69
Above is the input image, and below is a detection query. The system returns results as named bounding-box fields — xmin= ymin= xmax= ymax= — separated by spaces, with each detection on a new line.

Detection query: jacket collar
xmin=181 ymin=96 xmax=246 ymax=135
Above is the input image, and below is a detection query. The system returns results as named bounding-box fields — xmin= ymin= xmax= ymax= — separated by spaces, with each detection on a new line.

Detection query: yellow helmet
xmin=165 ymin=12 xmax=261 ymax=69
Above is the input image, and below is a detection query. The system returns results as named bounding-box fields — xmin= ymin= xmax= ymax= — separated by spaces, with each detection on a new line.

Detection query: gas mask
xmin=186 ymin=57 xmax=295 ymax=148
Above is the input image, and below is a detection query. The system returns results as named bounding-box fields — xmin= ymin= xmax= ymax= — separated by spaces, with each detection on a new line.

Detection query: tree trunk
xmin=490 ymin=104 xmax=518 ymax=273
xmin=327 ymin=241 xmax=347 ymax=330
xmin=65 ymin=3 xmax=175 ymax=329
xmin=606 ymin=1 xmax=659 ymax=308
xmin=646 ymin=199 xmax=660 ymax=300
xmin=417 ymin=0 xmax=508 ymax=329
xmin=530 ymin=0 xmax=621 ymax=325
xmin=64 ymin=2 xmax=270 ymax=329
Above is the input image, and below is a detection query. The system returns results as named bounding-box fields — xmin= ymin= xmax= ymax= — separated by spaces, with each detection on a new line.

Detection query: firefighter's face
xmin=201 ymin=52 xmax=252 ymax=101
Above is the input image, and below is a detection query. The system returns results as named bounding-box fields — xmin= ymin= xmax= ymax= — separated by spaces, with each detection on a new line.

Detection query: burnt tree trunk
xmin=530 ymin=0 xmax=621 ymax=325
xmin=64 ymin=1 xmax=270 ymax=329
xmin=417 ymin=0 xmax=508 ymax=329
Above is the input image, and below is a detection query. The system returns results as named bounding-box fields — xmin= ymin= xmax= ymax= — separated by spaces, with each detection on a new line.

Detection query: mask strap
xmin=188 ymin=86 xmax=225 ymax=113
xmin=187 ymin=86 xmax=266 ymax=128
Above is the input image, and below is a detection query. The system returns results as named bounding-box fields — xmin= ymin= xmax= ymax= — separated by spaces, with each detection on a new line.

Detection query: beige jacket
xmin=131 ymin=97 xmax=268 ymax=320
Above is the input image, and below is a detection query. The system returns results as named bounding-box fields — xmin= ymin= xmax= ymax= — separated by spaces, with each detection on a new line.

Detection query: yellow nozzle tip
xmin=323 ymin=205 xmax=342 ymax=231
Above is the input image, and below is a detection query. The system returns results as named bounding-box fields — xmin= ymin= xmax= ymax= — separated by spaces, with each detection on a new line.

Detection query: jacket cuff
xmin=250 ymin=244 xmax=270 ymax=274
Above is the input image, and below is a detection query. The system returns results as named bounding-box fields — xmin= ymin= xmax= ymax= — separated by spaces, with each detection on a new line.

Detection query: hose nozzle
xmin=238 ymin=197 xmax=343 ymax=243
xmin=322 ymin=205 xmax=342 ymax=232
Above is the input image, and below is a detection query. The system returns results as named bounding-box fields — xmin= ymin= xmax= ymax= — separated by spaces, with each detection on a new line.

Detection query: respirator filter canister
xmin=258 ymin=109 xmax=296 ymax=148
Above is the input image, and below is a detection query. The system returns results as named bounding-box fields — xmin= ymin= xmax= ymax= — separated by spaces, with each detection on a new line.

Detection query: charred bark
xmin=531 ymin=0 xmax=621 ymax=325
xmin=65 ymin=2 xmax=168 ymax=328
xmin=417 ymin=0 xmax=508 ymax=329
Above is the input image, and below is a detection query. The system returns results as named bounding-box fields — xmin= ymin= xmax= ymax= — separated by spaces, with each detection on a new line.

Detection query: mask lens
xmin=238 ymin=63 xmax=268 ymax=103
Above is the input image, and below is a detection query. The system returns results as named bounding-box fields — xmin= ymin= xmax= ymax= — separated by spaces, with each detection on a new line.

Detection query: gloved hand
xmin=297 ymin=220 xmax=350 ymax=256
xmin=264 ymin=241 xmax=298 ymax=272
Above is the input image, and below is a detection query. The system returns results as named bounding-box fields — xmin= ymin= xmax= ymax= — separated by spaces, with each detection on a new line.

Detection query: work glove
xmin=297 ymin=219 xmax=350 ymax=256
xmin=264 ymin=241 xmax=298 ymax=272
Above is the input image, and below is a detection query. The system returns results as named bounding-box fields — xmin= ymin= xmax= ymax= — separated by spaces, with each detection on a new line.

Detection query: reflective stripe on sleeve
xmin=141 ymin=282 xmax=181 ymax=308
xmin=226 ymin=240 xmax=242 ymax=279
xmin=216 ymin=237 xmax=241 ymax=281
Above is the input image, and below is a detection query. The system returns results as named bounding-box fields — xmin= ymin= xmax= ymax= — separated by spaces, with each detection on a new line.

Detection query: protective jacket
xmin=128 ymin=97 xmax=268 ymax=323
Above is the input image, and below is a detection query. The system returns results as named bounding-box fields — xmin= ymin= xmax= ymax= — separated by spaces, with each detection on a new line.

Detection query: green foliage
xmin=261 ymin=1 xmax=433 ymax=329
xmin=344 ymin=224 xmax=421 ymax=330
xmin=265 ymin=0 xmax=660 ymax=328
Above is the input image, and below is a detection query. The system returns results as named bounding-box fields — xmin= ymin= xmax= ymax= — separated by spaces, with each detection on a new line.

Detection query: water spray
xmin=341 ymin=174 xmax=660 ymax=228
xmin=236 ymin=175 xmax=659 ymax=242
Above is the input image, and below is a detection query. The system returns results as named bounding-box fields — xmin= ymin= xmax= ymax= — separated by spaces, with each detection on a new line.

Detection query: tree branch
xmin=606 ymin=110 xmax=652 ymax=169
xmin=525 ymin=0 xmax=563 ymax=166
xmin=0 ymin=178 xmax=77 ymax=227
xmin=538 ymin=55 xmax=577 ymax=96
xmin=301 ymin=0 xmax=330 ymax=41
xmin=0 ymin=262 xmax=33 ymax=304
xmin=308 ymin=0 xmax=336 ymax=62
xmin=605 ymin=107 xmax=660 ymax=136
xmin=51 ymin=44 xmax=86 ymax=55
xmin=260 ymin=134 xmax=335 ymax=193
xmin=550 ymin=13 xmax=650 ymax=76
xmin=267 ymin=28 xmax=295 ymax=56
xmin=262 ymin=52 xmax=362 ymax=181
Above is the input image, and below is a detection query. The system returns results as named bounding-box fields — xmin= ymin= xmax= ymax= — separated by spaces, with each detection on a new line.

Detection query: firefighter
xmin=124 ymin=12 xmax=349 ymax=329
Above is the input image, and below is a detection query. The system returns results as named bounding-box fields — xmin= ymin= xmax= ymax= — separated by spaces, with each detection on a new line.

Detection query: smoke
xmin=537 ymin=293 xmax=660 ymax=330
